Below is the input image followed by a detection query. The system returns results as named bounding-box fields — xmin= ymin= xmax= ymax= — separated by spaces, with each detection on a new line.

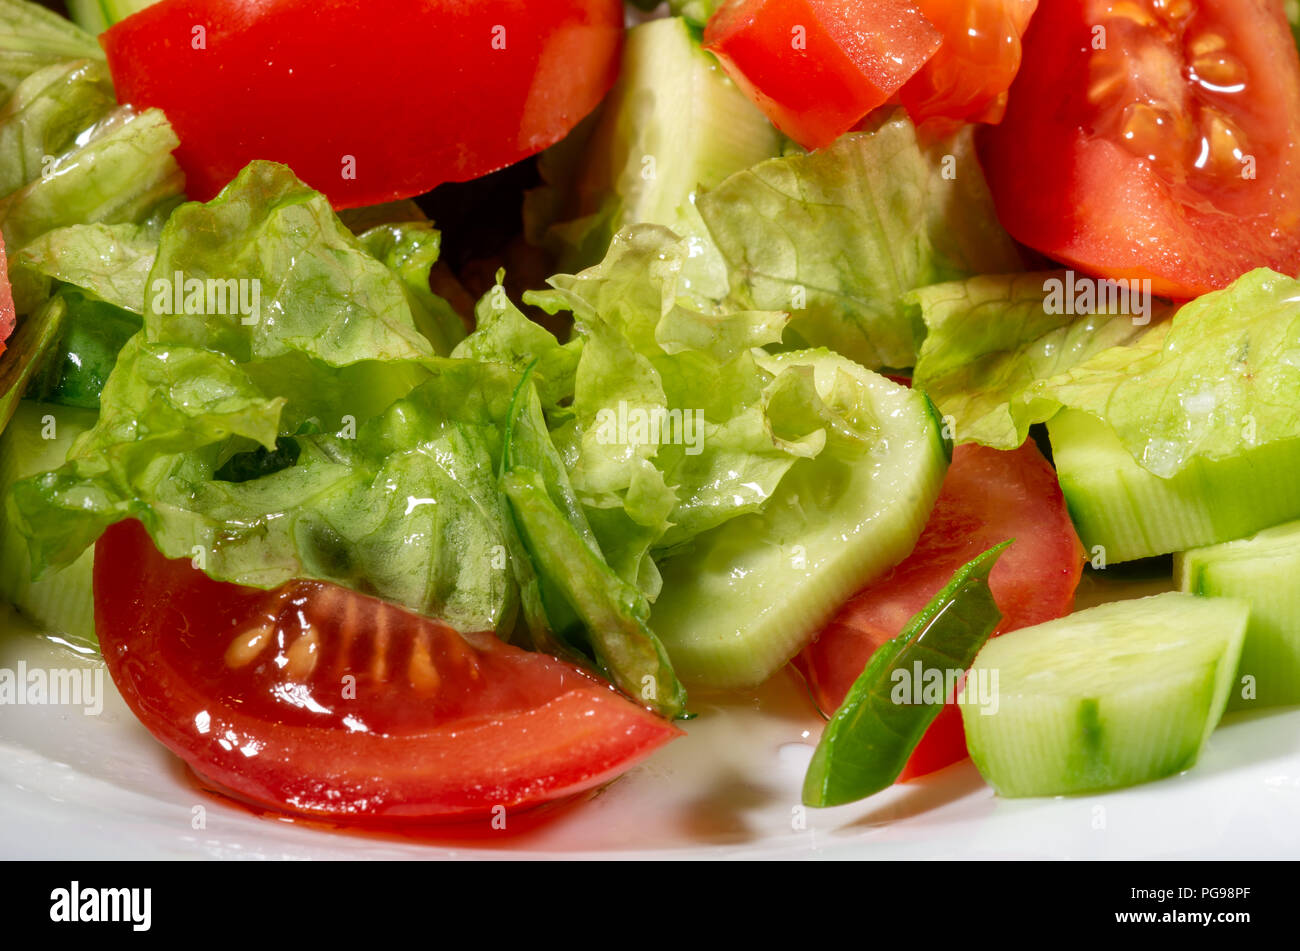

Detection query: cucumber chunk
xmin=650 ymin=350 xmax=948 ymax=687
xmin=0 ymin=400 xmax=97 ymax=644
xmin=1177 ymin=520 xmax=1300 ymax=709
xmin=959 ymin=592 xmax=1248 ymax=797
xmin=536 ymin=16 xmax=783 ymax=298
xmin=1049 ymin=408 xmax=1300 ymax=563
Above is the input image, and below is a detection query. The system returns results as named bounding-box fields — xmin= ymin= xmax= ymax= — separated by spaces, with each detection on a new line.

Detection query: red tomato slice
xmin=703 ymin=0 xmax=942 ymax=150
xmin=901 ymin=0 xmax=1038 ymax=125
xmin=978 ymin=0 xmax=1300 ymax=298
xmin=0 ymin=234 xmax=14 ymax=356
xmin=793 ymin=442 xmax=1084 ymax=781
xmin=94 ymin=519 xmax=680 ymax=823
xmin=101 ymin=0 xmax=625 ymax=208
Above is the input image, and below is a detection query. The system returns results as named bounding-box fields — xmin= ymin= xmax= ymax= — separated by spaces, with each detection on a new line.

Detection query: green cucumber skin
xmin=959 ymin=593 xmax=1248 ymax=798
xmin=1177 ymin=523 xmax=1300 ymax=709
xmin=651 ymin=352 xmax=949 ymax=688
xmin=1059 ymin=668 xmax=1214 ymax=796
xmin=546 ymin=16 xmax=782 ymax=293
xmin=1050 ymin=409 xmax=1300 ymax=563
xmin=966 ymin=659 xmax=1219 ymax=799
xmin=0 ymin=401 xmax=98 ymax=643
xmin=34 ymin=292 xmax=140 ymax=410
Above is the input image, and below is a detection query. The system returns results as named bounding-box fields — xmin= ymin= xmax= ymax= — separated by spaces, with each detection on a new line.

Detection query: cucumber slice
xmin=1049 ymin=408 xmax=1300 ymax=563
xmin=541 ymin=16 xmax=783 ymax=298
xmin=1177 ymin=520 xmax=1300 ymax=709
xmin=650 ymin=350 xmax=948 ymax=687
xmin=958 ymin=592 xmax=1248 ymax=797
xmin=0 ymin=400 xmax=98 ymax=644
xmin=65 ymin=0 xmax=159 ymax=34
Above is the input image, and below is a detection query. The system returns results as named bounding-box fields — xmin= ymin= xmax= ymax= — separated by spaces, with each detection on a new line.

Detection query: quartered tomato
xmin=978 ymin=0 xmax=1300 ymax=298
xmin=102 ymin=0 xmax=625 ymax=207
xmin=0 ymin=234 xmax=13 ymax=356
xmin=794 ymin=442 xmax=1084 ymax=781
xmin=703 ymin=0 xmax=942 ymax=149
xmin=901 ymin=0 xmax=1039 ymax=125
xmin=93 ymin=519 xmax=680 ymax=823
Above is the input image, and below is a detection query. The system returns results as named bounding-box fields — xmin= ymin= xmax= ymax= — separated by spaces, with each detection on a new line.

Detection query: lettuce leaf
xmin=9 ymin=162 xmax=511 ymax=629
xmin=500 ymin=369 xmax=687 ymax=716
xmin=11 ymin=168 xmax=874 ymax=715
xmin=0 ymin=48 xmax=183 ymax=315
xmin=0 ymin=291 xmax=64 ymax=432
xmin=451 ymin=272 xmax=581 ymax=413
xmin=143 ymin=161 xmax=439 ymax=365
xmin=0 ymin=104 xmax=182 ymax=262
xmin=14 ymin=221 xmax=160 ymax=313
xmin=697 ymin=111 xmax=1024 ymax=370
xmin=524 ymin=226 xmax=828 ymax=591
xmin=0 ymin=59 xmax=116 ymax=198
xmin=504 ymin=465 xmax=687 ymax=717
xmin=914 ymin=268 xmax=1300 ymax=478
xmin=1028 ymin=269 xmax=1300 ymax=477
xmin=0 ymin=0 xmax=102 ymax=104
xmin=355 ymin=221 xmax=466 ymax=357
xmin=911 ymin=272 xmax=1166 ymax=449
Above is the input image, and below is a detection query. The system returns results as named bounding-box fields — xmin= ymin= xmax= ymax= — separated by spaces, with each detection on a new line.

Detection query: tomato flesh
xmin=901 ymin=0 xmax=1038 ymax=125
xmin=94 ymin=519 xmax=680 ymax=823
xmin=0 ymin=234 xmax=13 ymax=356
xmin=794 ymin=442 xmax=1084 ymax=781
xmin=978 ymin=0 xmax=1300 ymax=298
xmin=102 ymin=0 xmax=625 ymax=207
xmin=703 ymin=0 xmax=942 ymax=150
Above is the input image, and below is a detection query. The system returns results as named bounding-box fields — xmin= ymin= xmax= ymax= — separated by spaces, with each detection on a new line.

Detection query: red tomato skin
xmin=794 ymin=442 xmax=1084 ymax=781
xmin=977 ymin=0 xmax=1300 ymax=299
xmin=102 ymin=0 xmax=625 ymax=208
xmin=704 ymin=0 xmax=941 ymax=150
xmin=0 ymin=234 xmax=13 ymax=355
xmin=94 ymin=519 xmax=681 ymax=823
xmin=900 ymin=0 xmax=1038 ymax=125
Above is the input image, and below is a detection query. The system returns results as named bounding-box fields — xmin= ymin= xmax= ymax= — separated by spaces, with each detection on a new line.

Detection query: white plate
xmin=3 ymin=573 xmax=1300 ymax=860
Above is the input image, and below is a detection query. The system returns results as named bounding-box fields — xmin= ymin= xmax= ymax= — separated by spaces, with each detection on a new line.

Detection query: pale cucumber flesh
xmin=1177 ymin=519 xmax=1300 ymax=709
xmin=548 ymin=16 xmax=782 ymax=298
xmin=651 ymin=350 xmax=948 ymax=687
xmin=1049 ymin=408 xmax=1300 ymax=563
xmin=959 ymin=592 xmax=1248 ymax=797
xmin=0 ymin=400 xmax=98 ymax=645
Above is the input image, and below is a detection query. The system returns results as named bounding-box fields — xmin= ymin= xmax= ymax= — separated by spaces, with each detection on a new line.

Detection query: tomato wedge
xmin=793 ymin=442 xmax=1084 ymax=781
xmin=900 ymin=0 xmax=1038 ymax=125
xmin=102 ymin=0 xmax=625 ymax=207
xmin=94 ymin=519 xmax=680 ymax=823
xmin=978 ymin=0 xmax=1300 ymax=298
xmin=0 ymin=234 xmax=14 ymax=356
xmin=703 ymin=0 xmax=942 ymax=150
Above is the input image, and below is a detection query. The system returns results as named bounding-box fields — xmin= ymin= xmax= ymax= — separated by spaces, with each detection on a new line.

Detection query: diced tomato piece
xmin=901 ymin=0 xmax=1038 ymax=125
xmin=703 ymin=0 xmax=942 ymax=150
xmin=978 ymin=0 xmax=1300 ymax=298
xmin=102 ymin=0 xmax=625 ymax=207
xmin=94 ymin=519 xmax=681 ymax=823
xmin=794 ymin=442 xmax=1084 ymax=781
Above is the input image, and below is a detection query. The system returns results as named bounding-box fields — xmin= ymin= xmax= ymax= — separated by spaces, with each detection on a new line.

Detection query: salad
xmin=1 ymin=0 xmax=1299 ymax=836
